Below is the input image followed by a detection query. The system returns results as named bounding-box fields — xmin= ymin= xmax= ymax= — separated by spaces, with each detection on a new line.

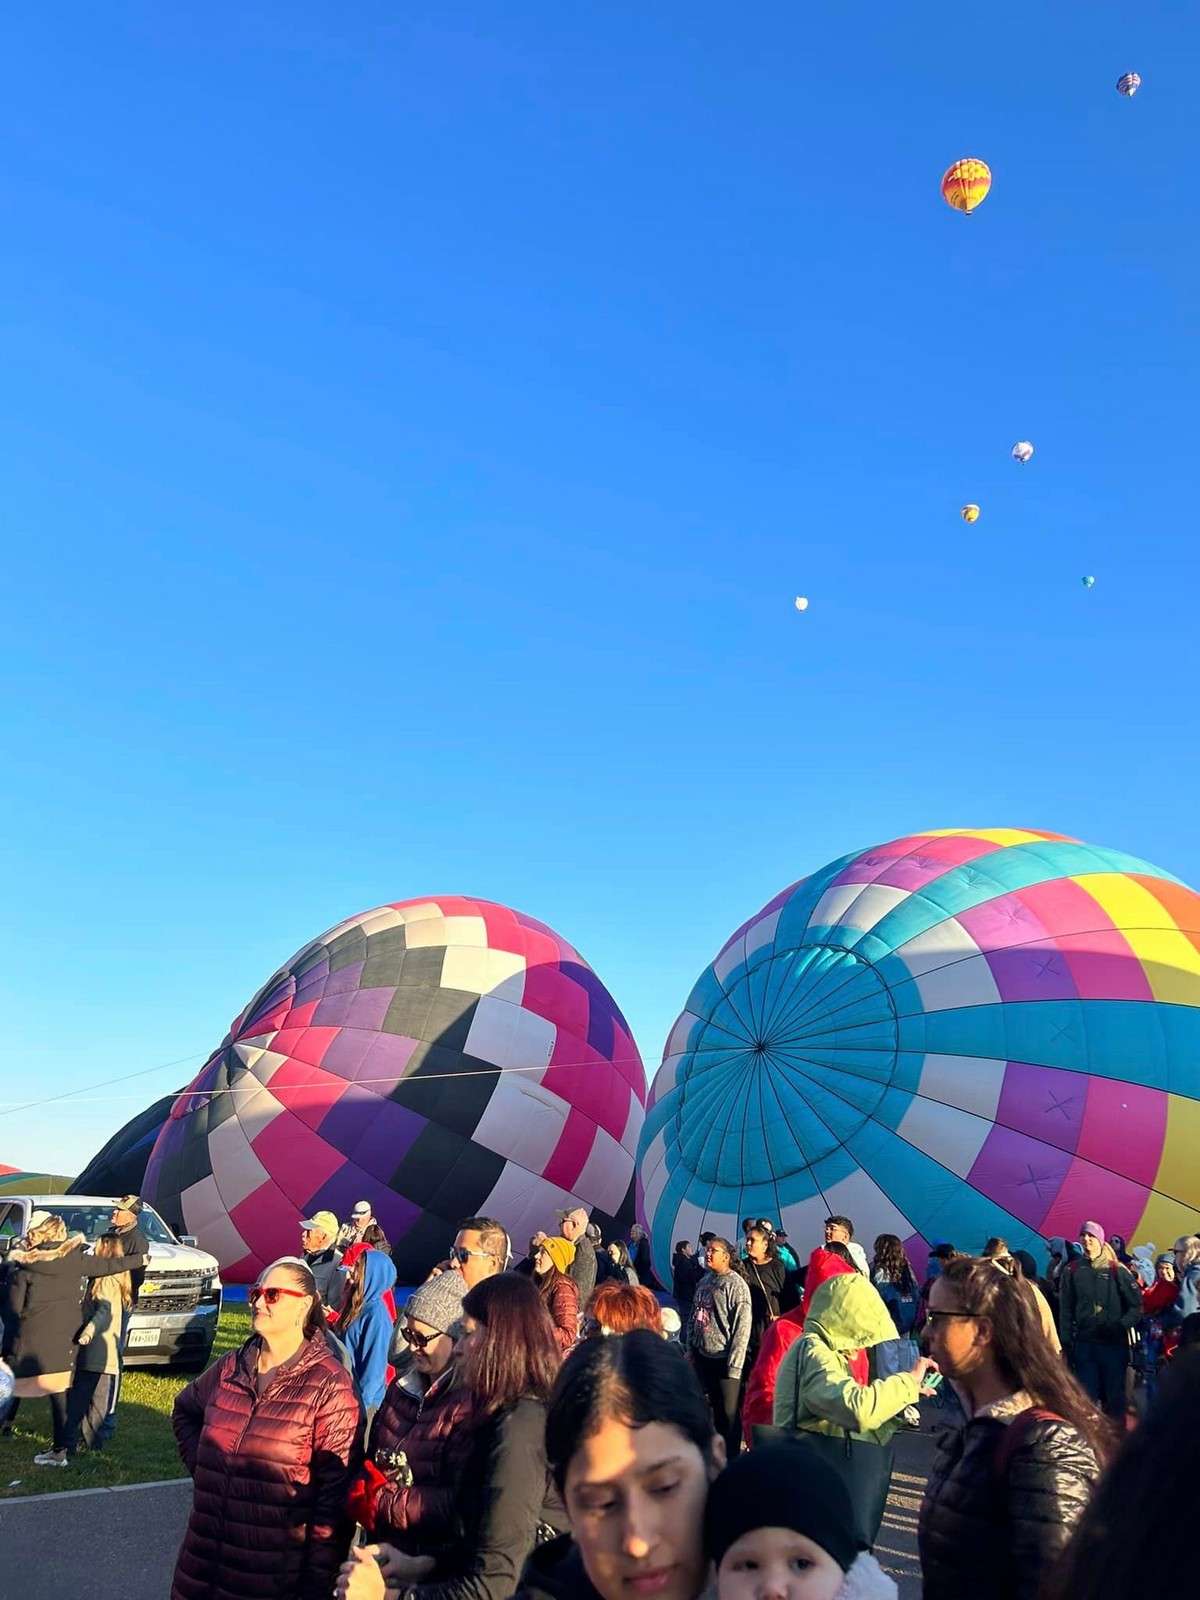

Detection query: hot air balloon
xmin=941 ymin=159 xmax=992 ymax=215
xmin=1083 ymin=575 xmax=1096 ymax=588
xmin=794 ymin=596 xmax=809 ymax=612
xmin=1012 ymin=441 xmax=1035 ymax=464
xmin=961 ymin=504 xmax=981 ymax=524
xmin=144 ymin=897 xmax=646 ymax=1282
xmin=637 ymin=828 xmax=1200 ymax=1281
xmin=1117 ymin=73 xmax=1141 ymax=98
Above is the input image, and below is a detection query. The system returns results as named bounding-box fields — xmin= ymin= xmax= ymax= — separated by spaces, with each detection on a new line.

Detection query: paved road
xmin=0 ymin=1434 xmax=935 ymax=1600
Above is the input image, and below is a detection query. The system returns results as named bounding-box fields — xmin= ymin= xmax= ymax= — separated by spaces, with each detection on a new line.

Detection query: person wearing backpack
xmin=1058 ymin=1222 xmax=1142 ymax=1416
xmin=919 ymin=1256 xmax=1111 ymax=1600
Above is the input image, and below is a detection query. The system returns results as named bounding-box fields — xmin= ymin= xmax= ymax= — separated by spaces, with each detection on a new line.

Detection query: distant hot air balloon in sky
xmin=794 ymin=596 xmax=809 ymax=612
xmin=1117 ymin=73 xmax=1142 ymax=98
xmin=1012 ymin=441 xmax=1035 ymax=464
xmin=961 ymin=504 xmax=981 ymax=525
xmin=941 ymin=159 xmax=992 ymax=215
xmin=1082 ymin=575 xmax=1096 ymax=589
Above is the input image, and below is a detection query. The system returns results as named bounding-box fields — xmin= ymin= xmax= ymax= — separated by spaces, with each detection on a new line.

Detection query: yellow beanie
xmin=541 ymin=1235 xmax=576 ymax=1276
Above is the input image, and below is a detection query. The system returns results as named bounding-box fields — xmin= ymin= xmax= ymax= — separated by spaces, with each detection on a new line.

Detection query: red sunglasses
xmin=248 ymin=1286 xmax=309 ymax=1307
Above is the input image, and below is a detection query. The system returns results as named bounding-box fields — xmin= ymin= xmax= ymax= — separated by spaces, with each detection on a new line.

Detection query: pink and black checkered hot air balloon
xmin=144 ymin=898 xmax=646 ymax=1283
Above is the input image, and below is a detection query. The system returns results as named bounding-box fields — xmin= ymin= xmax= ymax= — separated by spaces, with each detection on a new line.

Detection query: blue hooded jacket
xmin=341 ymin=1249 xmax=398 ymax=1411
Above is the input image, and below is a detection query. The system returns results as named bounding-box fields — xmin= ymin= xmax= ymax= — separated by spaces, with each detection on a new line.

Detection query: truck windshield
xmin=45 ymin=1204 xmax=179 ymax=1246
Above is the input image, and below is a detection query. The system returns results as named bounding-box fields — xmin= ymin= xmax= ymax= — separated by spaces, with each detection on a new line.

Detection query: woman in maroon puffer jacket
xmin=531 ymin=1238 xmax=580 ymax=1354
xmin=357 ymin=1271 xmax=476 ymax=1560
xmin=171 ymin=1257 xmax=363 ymax=1600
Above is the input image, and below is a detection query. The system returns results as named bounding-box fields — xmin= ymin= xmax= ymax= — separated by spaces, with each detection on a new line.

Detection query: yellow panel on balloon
xmin=1074 ymin=873 xmax=1200 ymax=1005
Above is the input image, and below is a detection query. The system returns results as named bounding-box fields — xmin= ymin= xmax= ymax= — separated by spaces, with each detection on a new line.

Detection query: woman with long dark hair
xmin=743 ymin=1225 xmax=786 ymax=1368
xmin=338 ymin=1273 xmax=567 ymax=1600
xmin=918 ymin=1256 xmax=1111 ymax=1600
xmin=516 ymin=1329 xmax=726 ymax=1600
xmin=338 ymin=1248 xmax=398 ymax=1423
xmin=172 ymin=1257 xmax=363 ymax=1600
xmin=605 ymin=1240 xmax=639 ymax=1287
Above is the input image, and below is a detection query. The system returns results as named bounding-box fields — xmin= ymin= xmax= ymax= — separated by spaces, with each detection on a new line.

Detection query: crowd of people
xmin=5 ymin=1189 xmax=1200 ymax=1600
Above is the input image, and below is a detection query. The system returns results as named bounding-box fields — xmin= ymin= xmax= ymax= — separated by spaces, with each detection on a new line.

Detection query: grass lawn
xmin=0 ymin=1304 xmax=251 ymax=1500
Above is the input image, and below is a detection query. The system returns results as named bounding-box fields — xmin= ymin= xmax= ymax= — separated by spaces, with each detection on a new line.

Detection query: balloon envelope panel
xmin=144 ymin=898 xmax=645 ymax=1282
xmin=637 ymin=830 xmax=1200 ymax=1278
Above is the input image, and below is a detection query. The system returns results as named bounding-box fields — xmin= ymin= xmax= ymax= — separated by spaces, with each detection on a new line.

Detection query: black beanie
xmin=704 ymin=1440 xmax=865 ymax=1575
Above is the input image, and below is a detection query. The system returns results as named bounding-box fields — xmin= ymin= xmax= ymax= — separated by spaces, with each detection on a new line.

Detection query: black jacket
xmin=2 ymin=1235 xmax=88 ymax=1379
xmin=918 ymin=1409 xmax=1099 ymax=1600
xmin=412 ymin=1397 xmax=567 ymax=1600
xmin=672 ymin=1252 xmax=703 ymax=1306
xmin=513 ymin=1535 xmax=603 ymax=1600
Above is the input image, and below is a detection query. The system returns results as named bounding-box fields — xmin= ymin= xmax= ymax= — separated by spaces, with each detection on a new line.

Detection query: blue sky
xmin=3 ymin=3 xmax=1197 ymax=1174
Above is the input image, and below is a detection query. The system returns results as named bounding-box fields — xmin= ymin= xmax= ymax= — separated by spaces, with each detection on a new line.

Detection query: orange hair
xmin=585 ymin=1281 xmax=663 ymax=1336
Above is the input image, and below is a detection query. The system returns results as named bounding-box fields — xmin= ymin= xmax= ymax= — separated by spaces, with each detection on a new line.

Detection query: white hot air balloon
xmin=794 ymin=596 xmax=809 ymax=612
xmin=1117 ymin=73 xmax=1141 ymax=98
xmin=1012 ymin=440 xmax=1034 ymax=464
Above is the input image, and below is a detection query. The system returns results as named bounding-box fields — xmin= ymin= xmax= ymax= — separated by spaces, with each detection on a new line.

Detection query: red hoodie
xmin=741 ymin=1247 xmax=866 ymax=1445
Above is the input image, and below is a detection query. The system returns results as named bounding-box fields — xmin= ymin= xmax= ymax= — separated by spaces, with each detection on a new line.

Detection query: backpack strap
xmin=992 ymin=1406 xmax=1066 ymax=1480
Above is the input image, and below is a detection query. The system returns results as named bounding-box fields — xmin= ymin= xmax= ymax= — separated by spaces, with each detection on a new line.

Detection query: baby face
xmin=717 ymin=1527 xmax=844 ymax=1600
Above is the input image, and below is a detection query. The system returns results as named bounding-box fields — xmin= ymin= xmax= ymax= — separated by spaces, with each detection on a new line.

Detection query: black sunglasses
xmin=402 ymin=1325 xmax=444 ymax=1351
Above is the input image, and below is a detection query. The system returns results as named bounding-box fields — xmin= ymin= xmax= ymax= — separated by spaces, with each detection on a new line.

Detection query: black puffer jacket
xmin=412 ymin=1398 xmax=567 ymax=1600
xmin=919 ymin=1406 xmax=1100 ymax=1600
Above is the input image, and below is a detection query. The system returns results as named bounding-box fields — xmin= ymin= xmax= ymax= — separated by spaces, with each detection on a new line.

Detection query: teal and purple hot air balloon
xmin=637 ymin=829 xmax=1200 ymax=1277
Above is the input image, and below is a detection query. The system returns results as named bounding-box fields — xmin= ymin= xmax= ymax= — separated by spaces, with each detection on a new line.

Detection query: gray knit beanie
xmin=404 ymin=1272 xmax=468 ymax=1336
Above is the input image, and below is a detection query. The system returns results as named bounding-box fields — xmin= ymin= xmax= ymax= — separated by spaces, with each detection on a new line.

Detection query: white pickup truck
xmin=0 ymin=1193 xmax=223 ymax=1370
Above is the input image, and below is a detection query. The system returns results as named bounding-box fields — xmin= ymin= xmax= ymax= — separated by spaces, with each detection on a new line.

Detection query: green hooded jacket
xmin=771 ymin=1273 xmax=920 ymax=1445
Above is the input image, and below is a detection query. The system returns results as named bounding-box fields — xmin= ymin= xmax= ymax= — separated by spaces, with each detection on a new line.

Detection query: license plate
xmin=126 ymin=1328 xmax=158 ymax=1349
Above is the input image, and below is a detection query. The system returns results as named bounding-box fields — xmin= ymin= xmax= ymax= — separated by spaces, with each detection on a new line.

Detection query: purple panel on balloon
xmin=967 ymin=1124 xmax=1074 ymax=1231
xmin=984 ymin=946 xmax=1081 ymax=1004
xmin=312 ymin=987 xmax=394 ymax=1032
xmin=319 ymin=1092 xmax=425 ymax=1181
xmin=996 ymin=1061 xmax=1085 ymax=1156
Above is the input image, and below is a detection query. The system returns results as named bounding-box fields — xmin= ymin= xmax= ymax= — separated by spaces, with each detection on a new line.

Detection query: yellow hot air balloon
xmin=961 ymin=504 xmax=981 ymax=524
xmin=942 ymin=159 xmax=992 ymax=215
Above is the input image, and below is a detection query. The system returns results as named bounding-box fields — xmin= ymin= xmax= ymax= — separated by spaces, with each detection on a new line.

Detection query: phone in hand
xmin=923 ymin=1371 xmax=944 ymax=1392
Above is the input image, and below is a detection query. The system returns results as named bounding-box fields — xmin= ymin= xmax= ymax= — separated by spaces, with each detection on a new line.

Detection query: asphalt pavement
xmin=0 ymin=1433 xmax=935 ymax=1600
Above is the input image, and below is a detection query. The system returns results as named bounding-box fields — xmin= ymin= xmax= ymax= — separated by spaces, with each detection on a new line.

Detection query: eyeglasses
xmin=925 ymin=1310 xmax=976 ymax=1324
xmin=450 ymin=1246 xmax=495 ymax=1265
xmin=248 ymin=1286 xmax=309 ymax=1307
xmin=402 ymin=1326 xmax=443 ymax=1351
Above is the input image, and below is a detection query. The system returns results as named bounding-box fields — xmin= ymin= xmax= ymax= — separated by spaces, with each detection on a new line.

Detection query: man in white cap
xmin=300 ymin=1210 xmax=344 ymax=1306
xmin=337 ymin=1201 xmax=376 ymax=1251
xmin=556 ymin=1206 xmax=596 ymax=1302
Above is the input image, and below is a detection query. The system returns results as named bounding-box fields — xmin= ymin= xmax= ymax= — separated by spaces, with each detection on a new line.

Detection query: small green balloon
xmin=1082 ymin=575 xmax=1095 ymax=588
